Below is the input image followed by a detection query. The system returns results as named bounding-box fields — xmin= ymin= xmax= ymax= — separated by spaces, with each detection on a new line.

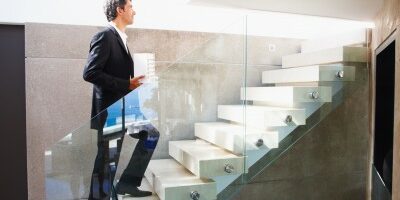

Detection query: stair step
xmin=145 ymin=159 xmax=216 ymax=200
xmin=218 ymin=105 xmax=305 ymax=128
xmin=194 ymin=122 xmax=279 ymax=154
xmin=282 ymin=46 xmax=368 ymax=68
xmin=241 ymin=86 xmax=331 ymax=107
xmin=169 ymin=140 xmax=245 ymax=178
xmin=262 ymin=65 xmax=355 ymax=84
xmin=301 ymin=29 xmax=368 ymax=53
xmin=262 ymin=65 xmax=356 ymax=84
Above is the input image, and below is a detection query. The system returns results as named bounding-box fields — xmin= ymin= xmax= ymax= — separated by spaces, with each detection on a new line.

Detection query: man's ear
xmin=116 ymin=6 xmax=123 ymax=15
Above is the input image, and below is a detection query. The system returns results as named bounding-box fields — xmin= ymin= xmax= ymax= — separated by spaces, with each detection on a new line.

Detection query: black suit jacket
xmin=83 ymin=26 xmax=134 ymax=129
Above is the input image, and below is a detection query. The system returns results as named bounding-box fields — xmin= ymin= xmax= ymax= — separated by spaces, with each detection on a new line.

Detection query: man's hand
xmin=129 ymin=75 xmax=145 ymax=90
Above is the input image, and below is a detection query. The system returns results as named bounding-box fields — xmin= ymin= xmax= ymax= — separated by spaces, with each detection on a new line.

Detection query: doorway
xmin=373 ymin=39 xmax=395 ymax=199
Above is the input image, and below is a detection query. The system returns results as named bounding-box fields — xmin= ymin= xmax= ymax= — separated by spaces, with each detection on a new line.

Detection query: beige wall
xmin=371 ymin=0 xmax=400 ymax=199
xmin=26 ymin=23 xmax=302 ymax=199
xmin=372 ymin=0 xmax=400 ymax=48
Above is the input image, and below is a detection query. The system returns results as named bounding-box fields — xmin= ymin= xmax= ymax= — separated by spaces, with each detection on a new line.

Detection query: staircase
xmin=138 ymin=31 xmax=369 ymax=200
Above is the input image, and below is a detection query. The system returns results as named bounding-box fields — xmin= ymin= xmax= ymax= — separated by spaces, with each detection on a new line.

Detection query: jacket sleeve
xmin=83 ymin=32 xmax=130 ymax=91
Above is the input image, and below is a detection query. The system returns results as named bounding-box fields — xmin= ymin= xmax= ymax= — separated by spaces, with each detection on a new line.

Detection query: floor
xmin=46 ymin=174 xmax=159 ymax=200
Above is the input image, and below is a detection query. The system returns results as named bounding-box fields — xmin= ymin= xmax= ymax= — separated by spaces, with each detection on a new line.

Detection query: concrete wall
xmin=372 ymin=0 xmax=400 ymax=199
xmin=26 ymin=23 xmax=301 ymax=199
xmin=372 ymin=0 xmax=400 ymax=48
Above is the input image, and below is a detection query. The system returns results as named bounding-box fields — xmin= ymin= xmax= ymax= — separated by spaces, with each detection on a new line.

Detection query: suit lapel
xmin=107 ymin=25 xmax=129 ymax=55
xmin=127 ymin=47 xmax=132 ymax=59
xmin=107 ymin=25 xmax=134 ymax=76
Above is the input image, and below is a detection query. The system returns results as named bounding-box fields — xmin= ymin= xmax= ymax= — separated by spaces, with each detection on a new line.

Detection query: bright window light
xmin=0 ymin=0 xmax=375 ymax=39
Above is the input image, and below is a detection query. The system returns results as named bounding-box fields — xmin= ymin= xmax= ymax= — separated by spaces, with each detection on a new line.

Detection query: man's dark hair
xmin=104 ymin=0 xmax=130 ymax=22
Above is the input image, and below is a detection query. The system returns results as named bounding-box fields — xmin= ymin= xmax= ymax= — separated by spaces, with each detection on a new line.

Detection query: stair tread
xmin=169 ymin=139 xmax=245 ymax=178
xmin=195 ymin=122 xmax=277 ymax=135
xmin=262 ymin=65 xmax=356 ymax=83
xmin=145 ymin=159 xmax=217 ymax=200
xmin=169 ymin=140 xmax=241 ymax=160
xmin=244 ymin=86 xmax=328 ymax=88
xmin=242 ymin=86 xmax=332 ymax=94
xmin=218 ymin=105 xmax=306 ymax=127
xmin=218 ymin=105 xmax=304 ymax=111
xmin=147 ymin=159 xmax=211 ymax=185
xmin=301 ymin=29 xmax=367 ymax=53
xmin=241 ymin=86 xmax=332 ymax=106
xmin=282 ymin=46 xmax=368 ymax=68
xmin=195 ymin=122 xmax=279 ymax=154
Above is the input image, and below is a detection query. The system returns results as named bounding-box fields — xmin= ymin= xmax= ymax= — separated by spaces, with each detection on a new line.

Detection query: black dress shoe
xmin=116 ymin=183 xmax=152 ymax=197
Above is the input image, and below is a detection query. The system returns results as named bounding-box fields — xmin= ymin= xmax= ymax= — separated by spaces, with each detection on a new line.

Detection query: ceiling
xmin=188 ymin=0 xmax=383 ymax=21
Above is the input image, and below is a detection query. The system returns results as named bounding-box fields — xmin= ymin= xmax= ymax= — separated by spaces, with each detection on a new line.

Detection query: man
xmin=83 ymin=0 xmax=154 ymax=198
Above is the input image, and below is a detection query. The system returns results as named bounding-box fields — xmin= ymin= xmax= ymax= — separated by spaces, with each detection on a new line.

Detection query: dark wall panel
xmin=0 ymin=25 xmax=27 ymax=200
xmin=374 ymin=40 xmax=395 ymax=195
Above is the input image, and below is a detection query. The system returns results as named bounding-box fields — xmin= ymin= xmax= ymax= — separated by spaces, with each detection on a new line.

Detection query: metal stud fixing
xmin=336 ymin=70 xmax=344 ymax=79
xmin=309 ymin=91 xmax=320 ymax=99
xmin=224 ymin=164 xmax=235 ymax=174
xmin=190 ymin=191 xmax=200 ymax=200
xmin=285 ymin=115 xmax=293 ymax=123
xmin=256 ymin=139 xmax=264 ymax=147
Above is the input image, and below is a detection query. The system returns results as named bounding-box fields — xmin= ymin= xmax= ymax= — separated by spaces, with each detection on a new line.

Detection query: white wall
xmin=0 ymin=0 xmax=27 ymax=24
xmin=0 ymin=0 xmax=373 ymax=39
xmin=189 ymin=0 xmax=383 ymax=21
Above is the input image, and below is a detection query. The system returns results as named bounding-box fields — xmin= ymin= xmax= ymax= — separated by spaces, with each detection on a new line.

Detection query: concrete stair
xmin=241 ymin=86 xmax=331 ymax=107
xmin=282 ymin=46 xmax=368 ymax=68
xmin=262 ymin=65 xmax=356 ymax=84
xmin=168 ymin=140 xmax=245 ymax=178
xmin=145 ymin=159 xmax=216 ymax=200
xmin=301 ymin=29 xmax=368 ymax=53
xmin=194 ymin=122 xmax=279 ymax=155
xmin=218 ymin=105 xmax=306 ymax=128
xmin=141 ymin=30 xmax=367 ymax=200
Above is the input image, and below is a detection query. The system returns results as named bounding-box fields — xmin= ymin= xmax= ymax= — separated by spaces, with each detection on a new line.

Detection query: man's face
xmin=119 ymin=0 xmax=135 ymax=25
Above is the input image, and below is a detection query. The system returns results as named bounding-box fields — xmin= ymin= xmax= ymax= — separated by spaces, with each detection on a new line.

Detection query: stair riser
xmin=144 ymin=169 xmax=155 ymax=188
xmin=158 ymin=180 xmax=217 ymax=200
xmin=169 ymin=141 xmax=245 ymax=178
xmin=199 ymin=158 xmax=244 ymax=178
xmin=218 ymin=106 xmax=306 ymax=128
xmin=301 ymin=29 xmax=368 ymax=53
xmin=145 ymin=159 xmax=217 ymax=200
xmin=241 ymin=87 xmax=332 ymax=107
xmin=195 ymin=123 xmax=279 ymax=154
xmin=282 ymin=47 xmax=368 ymax=68
xmin=262 ymin=65 xmax=356 ymax=84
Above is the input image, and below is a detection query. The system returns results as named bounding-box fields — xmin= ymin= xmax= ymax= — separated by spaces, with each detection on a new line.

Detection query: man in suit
xmin=83 ymin=0 xmax=154 ymax=198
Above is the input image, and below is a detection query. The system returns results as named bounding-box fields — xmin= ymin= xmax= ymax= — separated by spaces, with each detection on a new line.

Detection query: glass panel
xmin=218 ymin=13 xmax=371 ymax=199
xmin=45 ymin=12 xmax=371 ymax=200
xmin=45 ymin=99 xmax=124 ymax=199
xmin=45 ymin=16 xmax=248 ymax=200
xmin=114 ymin=16 xmax=249 ymax=199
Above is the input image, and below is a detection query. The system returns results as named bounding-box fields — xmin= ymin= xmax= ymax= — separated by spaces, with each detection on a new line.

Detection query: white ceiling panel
xmin=189 ymin=0 xmax=383 ymax=21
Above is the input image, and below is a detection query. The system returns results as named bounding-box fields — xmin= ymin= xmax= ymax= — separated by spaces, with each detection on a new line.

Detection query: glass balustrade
xmin=44 ymin=14 xmax=371 ymax=200
xmin=45 ymin=16 xmax=248 ymax=200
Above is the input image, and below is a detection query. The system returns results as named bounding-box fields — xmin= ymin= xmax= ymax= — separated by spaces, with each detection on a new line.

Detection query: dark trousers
xmin=89 ymin=124 xmax=159 ymax=199
xmin=88 ymin=130 xmax=111 ymax=200
xmin=119 ymin=124 xmax=160 ymax=187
